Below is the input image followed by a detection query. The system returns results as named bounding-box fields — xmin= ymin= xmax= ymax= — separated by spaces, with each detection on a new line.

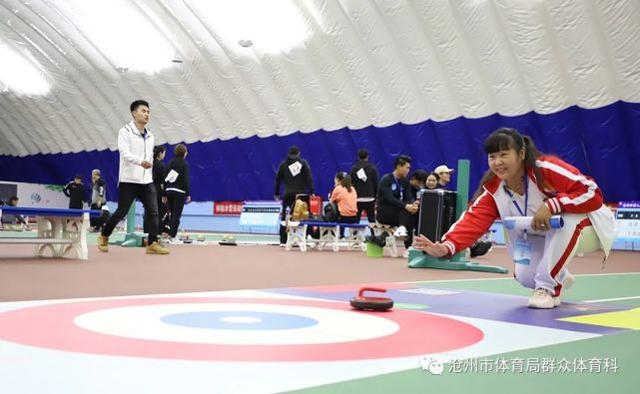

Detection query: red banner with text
xmin=213 ymin=201 xmax=243 ymax=216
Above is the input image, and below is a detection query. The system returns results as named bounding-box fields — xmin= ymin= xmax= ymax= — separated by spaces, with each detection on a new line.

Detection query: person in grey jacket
xmin=90 ymin=169 xmax=109 ymax=231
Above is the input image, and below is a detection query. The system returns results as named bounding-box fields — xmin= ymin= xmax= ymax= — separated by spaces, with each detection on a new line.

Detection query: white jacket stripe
xmin=536 ymin=160 xmax=597 ymax=206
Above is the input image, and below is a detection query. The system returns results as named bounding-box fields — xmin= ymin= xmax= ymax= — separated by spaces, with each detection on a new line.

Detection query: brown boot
xmin=146 ymin=241 xmax=170 ymax=255
xmin=97 ymin=235 xmax=109 ymax=252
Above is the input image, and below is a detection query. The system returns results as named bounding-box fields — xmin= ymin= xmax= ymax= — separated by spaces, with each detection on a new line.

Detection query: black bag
xmin=323 ymin=202 xmax=339 ymax=222
xmin=417 ymin=189 xmax=457 ymax=241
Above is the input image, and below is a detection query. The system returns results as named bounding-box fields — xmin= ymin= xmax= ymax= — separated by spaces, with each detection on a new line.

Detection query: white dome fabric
xmin=1 ymin=0 xmax=639 ymax=157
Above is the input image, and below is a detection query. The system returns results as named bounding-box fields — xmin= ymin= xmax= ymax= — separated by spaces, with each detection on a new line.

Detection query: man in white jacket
xmin=98 ymin=100 xmax=169 ymax=254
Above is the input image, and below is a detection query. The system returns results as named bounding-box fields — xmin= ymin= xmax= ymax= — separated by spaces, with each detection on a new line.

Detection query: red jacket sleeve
xmin=537 ymin=157 xmax=603 ymax=214
xmin=442 ymin=190 xmax=499 ymax=256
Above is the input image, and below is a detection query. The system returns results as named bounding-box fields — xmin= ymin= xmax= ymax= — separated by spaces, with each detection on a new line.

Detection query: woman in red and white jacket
xmin=414 ymin=128 xmax=615 ymax=309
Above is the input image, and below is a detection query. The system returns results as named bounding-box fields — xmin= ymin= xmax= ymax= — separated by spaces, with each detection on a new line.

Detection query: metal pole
xmin=455 ymin=159 xmax=470 ymax=220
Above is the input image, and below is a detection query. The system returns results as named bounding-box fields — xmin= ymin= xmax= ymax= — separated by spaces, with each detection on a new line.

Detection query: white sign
xmin=288 ymin=161 xmax=302 ymax=177
xmin=0 ymin=181 xmax=70 ymax=208
xmin=165 ymin=169 xmax=179 ymax=183
xmin=356 ymin=168 xmax=367 ymax=182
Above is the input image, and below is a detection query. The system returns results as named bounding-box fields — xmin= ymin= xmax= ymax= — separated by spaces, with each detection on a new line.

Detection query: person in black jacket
xmin=165 ymin=144 xmax=190 ymax=242
xmin=149 ymin=146 xmax=167 ymax=235
xmin=376 ymin=155 xmax=418 ymax=250
xmin=274 ymin=146 xmax=314 ymax=245
xmin=63 ymin=175 xmax=85 ymax=209
xmin=349 ymin=149 xmax=379 ymax=231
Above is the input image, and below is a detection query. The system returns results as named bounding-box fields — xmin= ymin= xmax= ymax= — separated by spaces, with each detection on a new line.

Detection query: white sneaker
xmin=169 ymin=238 xmax=183 ymax=245
xmin=528 ymin=288 xmax=556 ymax=309
xmin=393 ymin=226 xmax=408 ymax=237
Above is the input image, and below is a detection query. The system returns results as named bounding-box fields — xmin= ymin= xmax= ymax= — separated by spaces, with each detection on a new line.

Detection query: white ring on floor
xmin=73 ymin=303 xmax=399 ymax=345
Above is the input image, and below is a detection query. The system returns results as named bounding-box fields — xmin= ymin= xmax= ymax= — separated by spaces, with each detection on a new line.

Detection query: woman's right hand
xmin=413 ymin=235 xmax=450 ymax=257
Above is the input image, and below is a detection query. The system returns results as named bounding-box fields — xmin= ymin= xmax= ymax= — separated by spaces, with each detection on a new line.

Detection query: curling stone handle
xmin=357 ymin=287 xmax=387 ymax=298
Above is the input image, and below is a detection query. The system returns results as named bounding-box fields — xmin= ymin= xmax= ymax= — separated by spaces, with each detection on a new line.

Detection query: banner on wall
xmin=0 ymin=181 xmax=69 ymax=208
xmin=239 ymin=201 xmax=281 ymax=228
xmin=213 ymin=201 xmax=243 ymax=216
xmin=614 ymin=201 xmax=640 ymax=251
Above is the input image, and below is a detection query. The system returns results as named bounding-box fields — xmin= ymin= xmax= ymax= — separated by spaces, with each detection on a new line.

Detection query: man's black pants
xmin=376 ymin=206 xmax=415 ymax=248
xmin=279 ymin=193 xmax=299 ymax=244
xmin=167 ymin=191 xmax=186 ymax=238
xmin=101 ymin=182 xmax=159 ymax=243
xmin=143 ymin=184 xmax=167 ymax=235
xmin=356 ymin=200 xmax=376 ymax=235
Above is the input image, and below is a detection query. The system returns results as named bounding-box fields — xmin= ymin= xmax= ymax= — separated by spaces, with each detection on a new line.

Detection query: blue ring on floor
xmin=160 ymin=311 xmax=318 ymax=330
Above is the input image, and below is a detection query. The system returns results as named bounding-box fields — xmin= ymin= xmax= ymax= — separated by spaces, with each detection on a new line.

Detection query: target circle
xmin=73 ymin=302 xmax=400 ymax=345
xmin=0 ymin=297 xmax=484 ymax=361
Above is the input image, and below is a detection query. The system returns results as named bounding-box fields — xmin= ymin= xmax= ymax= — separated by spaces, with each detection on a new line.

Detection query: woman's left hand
xmin=532 ymin=203 xmax=552 ymax=231
xmin=413 ymin=235 xmax=450 ymax=257
xmin=186 ymin=196 xmax=191 ymax=204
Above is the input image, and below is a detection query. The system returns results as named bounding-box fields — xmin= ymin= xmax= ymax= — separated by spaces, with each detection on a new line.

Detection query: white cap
xmin=434 ymin=165 xmax=455 ymax=174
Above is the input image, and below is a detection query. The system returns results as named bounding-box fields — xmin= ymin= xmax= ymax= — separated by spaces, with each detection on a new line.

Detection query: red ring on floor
xmin=0 ymin=297 xmax=483 ymax=361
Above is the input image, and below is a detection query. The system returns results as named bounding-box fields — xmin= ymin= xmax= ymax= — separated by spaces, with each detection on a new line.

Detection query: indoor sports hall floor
xmin=0 ymin=231 xmax=638 ymax=393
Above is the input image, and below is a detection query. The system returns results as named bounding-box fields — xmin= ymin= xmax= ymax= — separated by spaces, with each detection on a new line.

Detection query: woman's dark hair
xmin=153 ymin=145 xmax=166 ymax=160
xmin=358 ymin=148 xmax=369 ymax=160
xmin=174 ymin=144 xmax=188 ymax=158
xmin=426 ymin=172 xmax=440 ymax=188
xmin=473 ymin=127 xmax=546 ymax=200
xmin=335 ymin=172 xmax=353 ymax=193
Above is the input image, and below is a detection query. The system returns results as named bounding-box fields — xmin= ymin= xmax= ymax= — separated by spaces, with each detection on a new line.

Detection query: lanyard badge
xmin=504 ymin=175 xmax=529 ymax=234
xmin=393 ymin=177 xmax=403 ymax=200
xmin=505 ymin=175 xmax=532 ymax=265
